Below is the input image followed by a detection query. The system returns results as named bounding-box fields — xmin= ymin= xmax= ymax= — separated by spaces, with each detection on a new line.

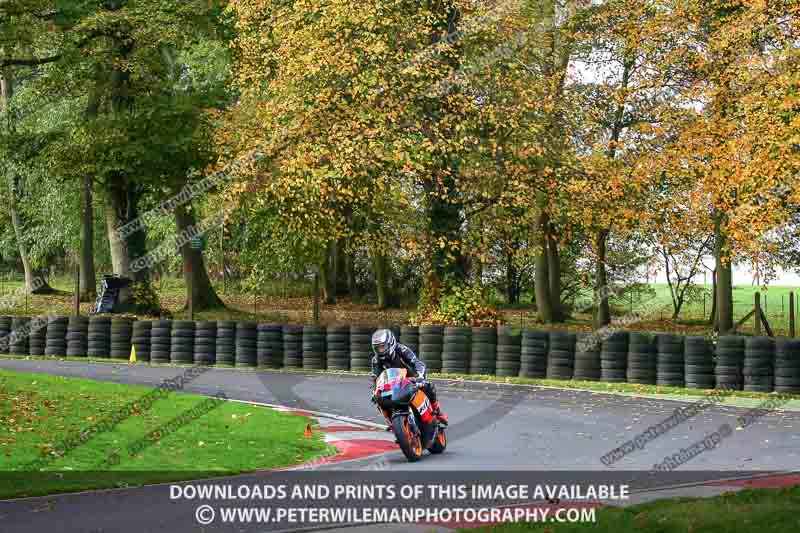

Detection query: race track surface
xmin=1 ymin=359 xmax=798 ymax=532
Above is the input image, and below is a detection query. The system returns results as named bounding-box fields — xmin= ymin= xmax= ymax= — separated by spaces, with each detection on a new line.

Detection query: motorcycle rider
xmin=370 ymin=328 xmax=448 ymax=425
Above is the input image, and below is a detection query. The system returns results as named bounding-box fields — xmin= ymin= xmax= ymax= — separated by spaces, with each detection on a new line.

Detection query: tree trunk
xmin=714 ymin=216 xmax=734 ymax=333
xmin=345 ymin=251 xmax=357 ymax=297
xmin=1 ymin=68 xmax=53 ymax=294
xmin=80 ymin=175 xmax=96 ymax=301
xmin=547 ymin=230 xmax=562 ymax=321
xmin=174 ymin=204 xmax=224 ymax=311
xmin=534 ymin=208 xmax=554 ymax=323
xmin=506 ymin=249 xmax=518 ymax=304
xmin=594 ymin=229 xmax=611 ymax=328
xmin=319 ymin=241 xmax=337 ymax=304
xmin=105 ymin=177 xmax=149 ymax=305
xmin=372 ymin=250 xmax=388 ymax=309
xmin=709 ymin=267 xmax=718 ymax=327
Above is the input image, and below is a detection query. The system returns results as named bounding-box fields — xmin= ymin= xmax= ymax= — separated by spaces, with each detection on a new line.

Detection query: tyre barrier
xmin=775 ymin=338 xmax=800 ymax=394
xmin=442 ymin=327 xmax=470 ymax=374
xmin=110 ymin=317 xmax=134 ymax=360
xmin=150 ymin=320 xmax=172 ymax=364
xmin=44 ymin=315 xmax=68 ymax=357
xmin=28 ymin=316 xmax=47 ymax=356
xmin=216 ymin=321 xmax=235 ymax=367
xmin=170 ymin=320 xmax=195 ymax=365
xmin=471 ymin=327 xmax=498 ymax=376
xmin=496 ymin=326 xmax=521 ymax=377
xmin=743 ymin=336 xmax=774 ymax=393
xmin=419 ymin=325 xmax=444 ymax=373
xmin=715 ymin=335 xmax=744 ymax=390
xmin=283 ymin=325 xmax=303 ymax=369
xmin=547 ymin=331 xmax=575 ymax=380
xmin=600 ymin=331 xmax=628 ymax=383
xmin=235 ymin=321 xmax=258 ymax=368
xmin=349 ymin=325 xmax=373 ymax=371
xmin=325 ymin=325 xmax=350 ymax=371
xmin=193 ymin=320 xmax=216 ymax=366
xmin=87 ymin=317 xmax=110 ymax=359
xmin=684 ymin=336 xmax=715 ymax=389
xmin=399 ymin=325 xmax=419 ymax=355
xmin=573 ymin=332 xmax=600 ymax=381
xmin=627 ymin=332 xmax=656 ymax=385
xmin=9 ymin=317 xmax=29 ymax=355
xmin=131 ymin=319 xmax=151 ymax=362
xmin=656 ymin=334 xmax=684 ymax=387
xmin=257 ymin=323 xmax=283 ymax=368
xmin=0 ymin=316 xmax=11 ymax=353
xmin=66 ymin=316 xmax=89 ymax=358
xmin=302 ymin=325 xmax=326 ymax=370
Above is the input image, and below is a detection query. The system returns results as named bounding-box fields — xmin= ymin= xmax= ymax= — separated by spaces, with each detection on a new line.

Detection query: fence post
xmin=74 ymin=262 xmax=80 ymax=317
xmin=313 ymin=272 xmax=320 ymax=325
xmin=790 ymin=292 xmax=796 ymax=337
xmin=754 ymin=292 xmax=761 ymax=336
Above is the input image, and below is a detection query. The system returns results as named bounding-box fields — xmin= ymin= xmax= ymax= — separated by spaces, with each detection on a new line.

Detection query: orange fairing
xmin=411 ymin=389 xmax=434 ymax=423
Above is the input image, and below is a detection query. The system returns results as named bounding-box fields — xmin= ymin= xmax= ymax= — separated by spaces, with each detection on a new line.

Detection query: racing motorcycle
xmin=373 ymin=367 xmax=447 ymax=462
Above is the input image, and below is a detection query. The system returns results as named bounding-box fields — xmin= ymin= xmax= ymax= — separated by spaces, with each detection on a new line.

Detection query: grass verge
xmin=0 ymin=368 xmax=333 ymax=499
xmin=463 ymin=486 xmax=800 ymax=532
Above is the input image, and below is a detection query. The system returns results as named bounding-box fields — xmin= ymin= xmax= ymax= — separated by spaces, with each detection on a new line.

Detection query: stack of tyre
xmin=684 ymin=336 xmax=715 ymax=389
xmin=470 ymin=327 xmax=498 ymax=376
xmin=573 ymin=332 xmax=601 ymax=381
xmin=150 ymin=320 xmax=172 ymax=364
xmin=44 ymin=316 xmax=67 ymax=357
xmin=399 ymin=326 xmax=419 ymax=355
xmin=235 ymin=321 xmax=258 ymax=368
xmin=419 ymin=326 xmax=444 ymax=373
xmin=656 ymin=334 xmax=684 ymax=387
xmin=110 ymin=318 xmax=134 ymax=360
xmin=349 ymin=326 xmax=373 ymax=371
xmin=193 ymin=321 xmax=216 ymax=365
xmin=325 ymin=325 xmax=350 ymax=371
xmin=496 ymin=326 xmax=521 ymax=377
xmin=9 ymin=317 xmax=28 ymax=355
xmin=131 ymin=319 xmax=151 ymax=362
xmin=743 ymin=337 xmax=775 ymax=392
xmin=87 ymin=317 xmax=111 ymax=359
xmin=257 ymin=324 xmax=283 ymax=368
xmin=215 ymin=321 xmax=236 ymax=366
xmin=600 ymin=332 xmax=628 ymax=383
xmin=283 ymin=325 xmax=303 ymax=368
xmin=546 ymin=332 xmax=575 ymax=380
xmin=442 ymin=327 xmax=470 ymax=374
xmin=627 ymin=333 xmax=657 ymax=385
xmin=66 ymin=316 xmax=89 ymax=357
xmin=170 ymin=321 xmax=195 ymax=364
xmin=714 ymin=336 xmax=744 ymax=390
xmin=0 ymin=316 xmax=10 ymax=353
xmin=28 ymin=316 xmax=47 ymax=356
xmin=774 ymin=338 xmax=800 ymax=393
xmin=302 ymin=325 xmax=325 ymax=370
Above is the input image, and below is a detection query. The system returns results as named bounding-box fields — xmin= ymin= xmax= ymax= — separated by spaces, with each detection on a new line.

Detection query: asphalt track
xmin=1 ymin=358 xmax=799 ymax=532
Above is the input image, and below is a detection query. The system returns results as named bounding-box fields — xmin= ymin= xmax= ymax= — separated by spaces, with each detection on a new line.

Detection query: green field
xmin=0 ymin=368 xmax=332 ymax=499
xmin=466 ymin=486 xmax=800 ymax=533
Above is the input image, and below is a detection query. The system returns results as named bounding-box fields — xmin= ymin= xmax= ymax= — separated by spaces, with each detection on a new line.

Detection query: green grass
xmin=0 ymin=368 xmax=333 ymax=499
xmin=464 ymin=486 xmax=800 ymax=532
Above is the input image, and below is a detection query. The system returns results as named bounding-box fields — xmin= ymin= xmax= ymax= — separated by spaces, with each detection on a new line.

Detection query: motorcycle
xmin=372 ymin=367 xmax=447 ymax=462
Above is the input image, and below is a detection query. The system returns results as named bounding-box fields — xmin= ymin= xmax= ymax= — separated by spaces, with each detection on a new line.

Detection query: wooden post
xmin=754 ymin=293 xmax=761 ymax=336
xmin=313 ymin=272 xmax=320 ymax=324
xmin=790 ymin=292 xmax=796 ymax=337
xmin=187 ymin=252 xmax=194 ymax=321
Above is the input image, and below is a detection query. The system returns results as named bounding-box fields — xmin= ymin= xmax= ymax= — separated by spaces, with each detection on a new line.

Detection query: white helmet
xmin=371 ymin=329 xmax=397 ymax=364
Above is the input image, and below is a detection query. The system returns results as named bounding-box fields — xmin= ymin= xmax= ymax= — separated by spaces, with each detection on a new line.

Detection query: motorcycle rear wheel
xmin=393 ymin=415 xmax=424 ymax=462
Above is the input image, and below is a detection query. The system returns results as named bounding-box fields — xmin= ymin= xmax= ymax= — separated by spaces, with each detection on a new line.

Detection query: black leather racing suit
xmin=370 ymin=343 xmax=438 ymax=404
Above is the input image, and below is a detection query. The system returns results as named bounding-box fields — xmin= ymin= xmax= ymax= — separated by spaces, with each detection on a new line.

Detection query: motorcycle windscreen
xmin=375 ymin=367 xmax=407 ymax=396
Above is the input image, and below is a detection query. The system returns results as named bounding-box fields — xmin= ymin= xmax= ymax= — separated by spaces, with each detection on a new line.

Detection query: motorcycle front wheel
xmin=393 ymin=414 xmax=424 ymax=462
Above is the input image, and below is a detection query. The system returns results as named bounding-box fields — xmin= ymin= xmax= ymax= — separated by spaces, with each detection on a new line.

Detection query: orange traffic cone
xmin=304 ymin=423 xmax=313 ymax=439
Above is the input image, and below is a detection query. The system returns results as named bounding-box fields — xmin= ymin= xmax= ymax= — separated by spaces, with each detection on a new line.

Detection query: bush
xmin=409 ymin=281 xmax=503 ymax=327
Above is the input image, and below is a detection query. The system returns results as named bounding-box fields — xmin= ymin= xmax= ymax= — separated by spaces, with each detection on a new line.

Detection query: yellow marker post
xmin=129 ymin=344 xmax=137 ymax=364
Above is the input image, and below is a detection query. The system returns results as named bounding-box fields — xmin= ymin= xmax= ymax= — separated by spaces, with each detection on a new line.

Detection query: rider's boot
xmin=431 ymin=400 xmax=448 ymax=425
